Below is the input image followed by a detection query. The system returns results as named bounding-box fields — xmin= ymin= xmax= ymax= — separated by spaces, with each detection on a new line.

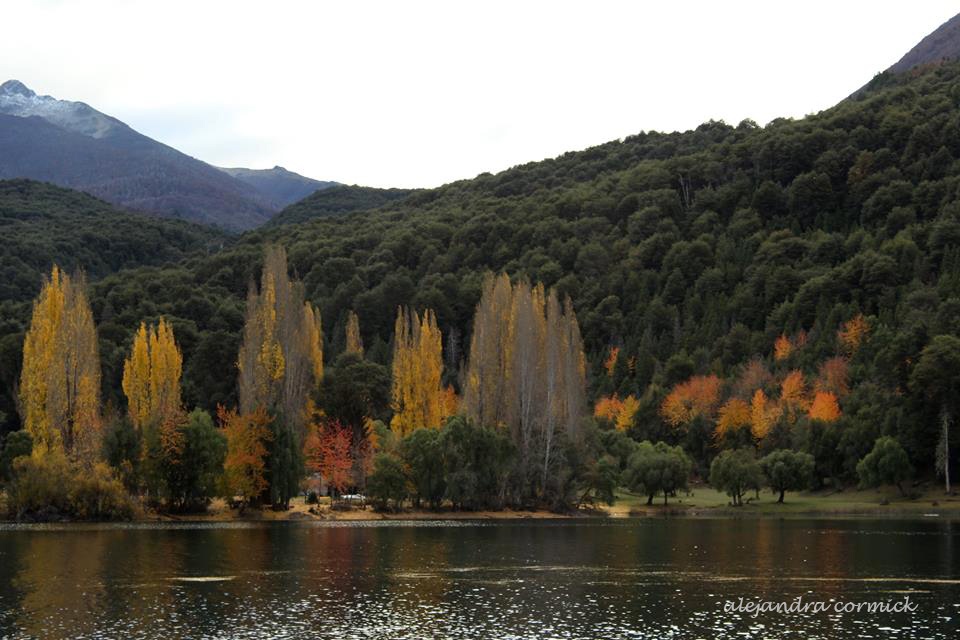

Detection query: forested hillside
xmin=0 ymin=180 xmax=227 ymax=429
xmin=3 ymin=62 xmax=960 ymax=486
xmin=267 ymin=185 xmax=417 ymax=226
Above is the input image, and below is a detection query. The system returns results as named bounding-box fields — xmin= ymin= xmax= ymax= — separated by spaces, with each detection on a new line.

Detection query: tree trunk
xmin=663 ymin=491 xmax=668 ymax=506
xmin=646 ymin=494 xmax=653 ymax=506
xmin=777 ymin=489 xmax=784 ymax=504
xmin=944 ymin=407 xmax=951 ymax=494
xmin=897 ymin=481 xmax=905 ymax=497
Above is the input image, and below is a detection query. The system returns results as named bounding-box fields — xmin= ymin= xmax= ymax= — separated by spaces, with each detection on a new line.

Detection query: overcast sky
xmin=2 ymin=1 xmax=957 ymax=188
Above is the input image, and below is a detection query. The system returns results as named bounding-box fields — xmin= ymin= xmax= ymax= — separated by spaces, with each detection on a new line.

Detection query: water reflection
xmin=0 ymin=518 xmax=958 ymax=638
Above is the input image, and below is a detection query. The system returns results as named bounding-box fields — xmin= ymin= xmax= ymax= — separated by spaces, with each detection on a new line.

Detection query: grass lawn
xmin=608 ymin=484 xmax=960 ymax=517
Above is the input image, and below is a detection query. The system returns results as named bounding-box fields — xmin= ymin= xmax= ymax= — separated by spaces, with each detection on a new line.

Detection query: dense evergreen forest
xmin=3 ymin=62 xmax=960 ymax=516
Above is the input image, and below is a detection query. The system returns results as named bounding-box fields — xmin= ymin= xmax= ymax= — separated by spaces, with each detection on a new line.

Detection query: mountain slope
xmin=0 ymin=179 xmax=226 ymax=303
xmin=52 ymin=60 xmax=956 ymax=476
xmin=0 ymin=80 xmax=274 ymax=230
xmin=267 ymin=184 xmax=417 ymax=226
xmin=219 ymin=165 xmax=338 ymax=209
xmin=888 ymin=12 xmax=960 ymax=73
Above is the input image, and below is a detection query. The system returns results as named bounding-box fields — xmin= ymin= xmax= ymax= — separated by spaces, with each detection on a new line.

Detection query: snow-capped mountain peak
xmin=0 ymin=79 xmax=121 ymax=139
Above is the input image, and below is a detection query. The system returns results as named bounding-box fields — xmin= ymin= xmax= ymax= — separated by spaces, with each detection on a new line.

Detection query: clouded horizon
xmin=2 ymin=1 xmax=957 ymax=188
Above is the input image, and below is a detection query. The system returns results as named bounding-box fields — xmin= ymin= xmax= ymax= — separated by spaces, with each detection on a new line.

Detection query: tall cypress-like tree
xmin=19 ymin=265 xmax=101 ymax=462
xmin=236 ymin=245 xmax=324 ymax=507
xmin=122 ymin=318 xmax=183 ymax=432
xmin=345 ymin=310 xmax=364 ymax=356
xmin=462 ymin=273 xmax=586 ymax=499
xmin=390 ymin=306 xmax=449 ymax=436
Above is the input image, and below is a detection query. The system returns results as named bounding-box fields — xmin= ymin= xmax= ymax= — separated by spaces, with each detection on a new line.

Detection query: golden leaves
xmin=123 ymin=318 xmax=183 ymax=431
xmin=715 ymin=397 xmax=751 ymax=439
xmin=595 ymin=394 xmax=640 ymax=432
xmin=750 ymin=389 xmax=781 ymax=440
xmin=808 ymin=391 xmax=841 ymax=422
xmin=345 ymin=310 xmax=363 ymax=356
xmin=19 ymin=265 xmax=100 ymax=459
xmin=660 ymin=374 xmax=722 ymax=428
xmin=838 ymin=314 xmax=869 ymax=355
xmin=218 ymin=404 xmax=273 ymax=503
xmin=390 ymin=306 xmax=452 ymax=436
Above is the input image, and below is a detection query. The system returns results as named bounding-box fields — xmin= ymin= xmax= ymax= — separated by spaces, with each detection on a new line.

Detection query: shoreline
xmin=5 ymin=491 xmax=960 ymax=526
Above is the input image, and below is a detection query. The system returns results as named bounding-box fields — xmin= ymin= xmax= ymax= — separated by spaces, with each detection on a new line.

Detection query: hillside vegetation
xmin=3 ymin=63 xmax=960 ymax=488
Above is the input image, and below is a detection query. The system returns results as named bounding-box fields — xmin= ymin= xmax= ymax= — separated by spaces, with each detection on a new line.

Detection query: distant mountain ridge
xmin=219 ymin=165 xmax=338 ymax=209
xmin=887 ymin=12 xmax=960 ymax=73
xmin=0 ymin=80 xmax=335 ymax=230
xmin=267 ymin=184 xmax=417 ymax=227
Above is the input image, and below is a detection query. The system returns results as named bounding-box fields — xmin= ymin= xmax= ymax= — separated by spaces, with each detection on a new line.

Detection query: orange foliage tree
xmin=773 ymin=334 xmax=793 ymax=361
xmin=715 ymin=398 xmax=751 ymax=439
xmin=660 ymin=375 xmax=722 ymax=428
xmin=218 ymin=405 xmax=273 ymax=507
xmin=604 ymin=347 xmax=620 ymax=377
xmin=816 ymin=356 xmax=850 ymax=397
xmin=838 ymin=314 xmax=869 ymax=355
xmin=750 ymin=389 xmax=781 ymax=440
xmin=808 ymin=391 xmax=842 ymax=422
xmin=305 ymin=419 xmax=354 ymax=494
xmin=780 ymin=370 xmax=809 ymax=421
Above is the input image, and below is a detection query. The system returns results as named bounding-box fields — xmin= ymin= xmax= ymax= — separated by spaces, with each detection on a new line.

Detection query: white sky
xmin=1 ymin=1 xmax=957 ymax=188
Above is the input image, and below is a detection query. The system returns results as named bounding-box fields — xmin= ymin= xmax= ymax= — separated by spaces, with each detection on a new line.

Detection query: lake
xmin=0 ymin=517 xmax=957 ymax=638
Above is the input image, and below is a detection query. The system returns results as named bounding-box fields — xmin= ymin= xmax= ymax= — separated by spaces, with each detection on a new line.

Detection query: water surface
xmin=0 ymin=517 xmax=957 ymax=638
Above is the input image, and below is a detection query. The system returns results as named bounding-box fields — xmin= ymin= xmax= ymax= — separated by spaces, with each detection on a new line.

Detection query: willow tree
xmin=236 ymin=245 xmax=324 ymax=507
xmin=463 ymin=273 xmax=586 ymax=500
xmin=345 ymin=310 xmax=363 ymax=356
xmin=390 ymin=306 xmax=449 ymax=436
xmin=19 ymin=266 xmax=101 ymax=461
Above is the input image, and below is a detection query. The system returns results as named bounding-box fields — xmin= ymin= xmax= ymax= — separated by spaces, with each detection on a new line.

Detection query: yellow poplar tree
xmin=19 ymin=265 xmax=101 ymax=460
xmin=390 ymin=306 xmax=449 ymax=436
xmin=345 ymin=310 xmax=363 ymax=356
xmin=121 ymin=318 xmax=183 ymax=431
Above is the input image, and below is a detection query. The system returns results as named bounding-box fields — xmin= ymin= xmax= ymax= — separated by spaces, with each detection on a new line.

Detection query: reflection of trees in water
xmin=11 ymin=530 xmax=115 ymax=637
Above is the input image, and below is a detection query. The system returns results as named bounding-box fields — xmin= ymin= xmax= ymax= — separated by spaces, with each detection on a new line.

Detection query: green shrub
xmin=6 ymin=453 xmax=137 ymax=521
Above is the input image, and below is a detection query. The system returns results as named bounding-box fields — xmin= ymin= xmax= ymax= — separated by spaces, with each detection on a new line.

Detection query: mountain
xmin=887 ymin=12 xmax=960 ymax=73
xmin=267 ymin=185 xmax=417 ymax=226
xmin=218 ymin=165 xmax=338 ymax=209
xmin=0 ymin=179 xmax=226 ymax=304
xmin=0 ymin=80 xmax=276 ymax=230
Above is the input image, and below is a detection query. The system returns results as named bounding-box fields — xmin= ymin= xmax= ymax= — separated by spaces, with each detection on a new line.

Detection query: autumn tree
xmin=750 ymin=389 xmax=781 ymax=440
xmin=838 ymin=314 xmax=869 ymax=355
xmin=773 ymin=334 xmax=793 ymax=361
xmin=660 ymin=375 xmax=721 ymax=428
xmin=779 ymin=370 xmax=809 ymax=422
xmin=345 ymin=310 xmax=363 ymax=356
xmin=594 ymin=394 xmax=639 ymax=432
xmin=19 ymin=266 xmax=101 ymax=462
xmin=122 ymin=318 xmax=183 ymax=432
xmin=219 ymin=405 xmax=272 ymax=511
xmin=808 ymin=391 xmax=841 ymax=422
xmin=816 ymin=356 xmax=850 ymax=397
xmin=236 ymin=245 xmax=324 ymax=507
xmin=390 ymin=306 xmax=451 ymax=436
xmin=462 ymin=274 xmax=586 ymax=501
xmin=304 ymin=418 xmax=353 ymax=494
xmin=715 ymin=398 xmax=751 ymax=440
